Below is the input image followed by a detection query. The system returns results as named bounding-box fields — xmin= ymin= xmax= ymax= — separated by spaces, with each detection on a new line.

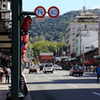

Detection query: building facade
xmin=66 ymin=6 xmax=99 ymax=59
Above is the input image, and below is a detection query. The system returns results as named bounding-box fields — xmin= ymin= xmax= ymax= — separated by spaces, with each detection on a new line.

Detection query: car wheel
xmin=81 ymin=74 xmax=83 ymax=76
xmin=72 ymin=73 xmax=73 ymax=76
xmin=29 ymin=71 xmax=30 ymax=74
xmin=51 ymin=71 xmax=53 ymax=73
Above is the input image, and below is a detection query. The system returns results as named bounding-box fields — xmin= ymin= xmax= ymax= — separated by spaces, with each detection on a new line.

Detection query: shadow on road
xmin=28 ymin=88 xmax=100 ymax=100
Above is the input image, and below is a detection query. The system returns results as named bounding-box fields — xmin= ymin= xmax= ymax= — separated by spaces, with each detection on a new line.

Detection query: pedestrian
xmin=6 ymin=74 xmax=28 ymax=100
xmin=5 ymin=66 xmax=11 ymax=84
xmin=0 ymin=67 xmax=4 ymax=82
xmin=93 ymin=66 xmax=96 ymax=73
xmin=90 ymin=65 xmax=94 ymax=72
xmin=97 ymin=66 xmax=100 ymax=83
xmin=19 ymin=74 xmax=28 ymax=98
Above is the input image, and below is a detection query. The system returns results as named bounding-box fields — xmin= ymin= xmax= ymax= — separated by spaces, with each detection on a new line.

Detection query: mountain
xmin=29 ymin=9 xmax=100 ymax=43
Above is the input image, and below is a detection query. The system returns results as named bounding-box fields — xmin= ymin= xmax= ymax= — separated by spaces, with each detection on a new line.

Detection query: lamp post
xmin=78 ymin=29 xmax=82 ymax=64
xmin=98 ymin=15 xmax=100 ymax=56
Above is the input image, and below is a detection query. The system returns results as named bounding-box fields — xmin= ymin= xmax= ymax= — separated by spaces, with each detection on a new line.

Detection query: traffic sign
xmin=48 ymin=6 xmax=60 ymax=18
xmin=34 ymin=6 xmax=46 ymax=18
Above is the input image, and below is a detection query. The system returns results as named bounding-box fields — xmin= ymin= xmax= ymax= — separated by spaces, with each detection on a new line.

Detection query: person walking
xmin=91 ymin=65 xmax=94 ymax=72
xmin=5 ymin=66 xmax=11 ymax=84
xmin=0 ymin=67 xmax=4 ymax=82
xmin=97 ymin=66 xmax=100 ymax=83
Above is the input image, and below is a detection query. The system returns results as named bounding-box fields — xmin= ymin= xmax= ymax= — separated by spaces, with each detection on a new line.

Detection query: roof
xmin=40 ymin=52 xmax=53 ymax=56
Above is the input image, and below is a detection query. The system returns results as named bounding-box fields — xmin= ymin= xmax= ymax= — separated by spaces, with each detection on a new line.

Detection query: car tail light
xmin=72 ymin=70 xmax=76 ymax=72
xmin=81 ymin=70 xmax=84 ymax=72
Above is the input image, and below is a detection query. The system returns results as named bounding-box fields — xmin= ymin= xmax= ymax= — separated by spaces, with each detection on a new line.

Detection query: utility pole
xmin=98 ymin=15 xmax=100 ymax=56
xmin=80 ymin=29 xmax=82 ymax=65
xmin=82 ymin=45 xmax=85 ymax=67
xmin=12 ymin=0 xmax=21 ymax=99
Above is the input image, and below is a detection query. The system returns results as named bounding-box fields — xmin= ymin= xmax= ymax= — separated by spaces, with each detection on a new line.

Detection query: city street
xmin=24 ymin=69 xmax=100 ymax=100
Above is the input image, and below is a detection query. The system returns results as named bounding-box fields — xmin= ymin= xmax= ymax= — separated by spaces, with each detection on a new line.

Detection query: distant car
xmin=54 ymin=65 xmax=62 ymax=70
xmin=69 ymin=65 xmax=84 ymax=76
xmin=43 ymin=63 xmax=53 ymax=73
xmin=29 ymin=66 xmax=37 ymax=73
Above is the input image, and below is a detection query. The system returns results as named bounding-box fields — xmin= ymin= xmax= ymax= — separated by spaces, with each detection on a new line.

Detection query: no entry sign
xmin=34 ymin=6 xmax=46 ymax=18
xmin=48 ymin=6 xmax=60 ymax=18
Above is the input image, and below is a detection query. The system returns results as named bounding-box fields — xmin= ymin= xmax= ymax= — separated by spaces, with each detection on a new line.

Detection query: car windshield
xmin=73 ymin=66 xmax=83 ymax=69
xmin=57 ymin=66 xmax=61 ymax=67
xmin=45 ymin=64 xmax=52 ymax=67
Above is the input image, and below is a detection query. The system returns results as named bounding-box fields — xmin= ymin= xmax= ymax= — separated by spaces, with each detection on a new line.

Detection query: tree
xmin=32 ymin=40 xmax=66 ymax=57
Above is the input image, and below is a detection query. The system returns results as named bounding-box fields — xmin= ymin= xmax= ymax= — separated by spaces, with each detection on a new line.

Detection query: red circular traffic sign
xmin=34 ymin=6 xmax=46 ymax=18
xmin=48 ymin=6 xmax=60 ymax=18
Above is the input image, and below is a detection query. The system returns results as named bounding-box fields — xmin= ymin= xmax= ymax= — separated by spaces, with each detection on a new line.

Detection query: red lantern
xmin=23 ymin=43 xmax=27 ymax=50
xmin=23 ymin=34 xmax=29 ymax=44
xmin=22 ymin=16 xmax=32 ymax=32
xmin=22 ymin=49 xmax=27 ymax=54
xmin=22 ymin=54 xmax=25 ymax=58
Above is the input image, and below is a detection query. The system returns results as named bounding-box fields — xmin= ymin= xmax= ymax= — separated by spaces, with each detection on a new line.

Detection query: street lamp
xmin=78 ymin=29 xmax=82 ymax=64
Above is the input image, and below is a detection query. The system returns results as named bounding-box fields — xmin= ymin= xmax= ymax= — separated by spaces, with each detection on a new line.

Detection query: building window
xmin=89 ymin=25 xmax=93 ymax=29
xmin=72 ymin=37 xmax=75 ymax=41
xmin=72 ymin=42 xmax=75 ymax=47
xmin=78 ymin=25 xmax=81 ymax=29
xmin=76 ymin=47 xmax=78 ymax=51
xmin=76 ymin=39 xmax=78 ymax=43
xmin=95 ymin=25 xmax=98 ymax=29
xmin=72 ymin=25 xmax=75 ymax=29
xmin=72 ymin=48 xmax=75 ymax=52
xmin=72 ymin=31 xmax=75 ymax=35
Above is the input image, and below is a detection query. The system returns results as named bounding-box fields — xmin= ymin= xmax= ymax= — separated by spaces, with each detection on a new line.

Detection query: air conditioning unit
xmin=1 ymin=0 xmax=7 ymax=10
xmin=1 ymin=0 xmax=11 ymax=10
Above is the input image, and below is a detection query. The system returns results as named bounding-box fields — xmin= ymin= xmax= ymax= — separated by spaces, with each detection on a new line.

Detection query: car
xmin=56 ymin=65 xmax=62 ymax=70
xmin=43 ymin=63 xmax=54 ymax=73
xmin=54 ymin=65 xmax=62 ymax=70
xmin=69 ymin=65 xmax=84 ymax=76
xmin=29 ymin=66 xmax=37 ymax=73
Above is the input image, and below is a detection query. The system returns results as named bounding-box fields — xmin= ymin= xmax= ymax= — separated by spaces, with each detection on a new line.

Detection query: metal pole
xmin=12 ymin=0 xmax=21 ymax=99
xmin=83 ymin=45 xmax=85 ymax=67
xmin=98 ymin=15 xmax=100 ymax=56
xmin=80 ymin=30 xmax=82 ymax=64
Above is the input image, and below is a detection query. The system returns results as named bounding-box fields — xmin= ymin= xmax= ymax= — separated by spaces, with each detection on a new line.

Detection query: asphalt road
xmin=24 ymin=69 xmax=100 ymax=100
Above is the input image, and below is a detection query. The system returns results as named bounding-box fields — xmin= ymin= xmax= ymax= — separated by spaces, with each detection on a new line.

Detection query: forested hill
xmin=29 ymin=9 xmax=100 ymax=43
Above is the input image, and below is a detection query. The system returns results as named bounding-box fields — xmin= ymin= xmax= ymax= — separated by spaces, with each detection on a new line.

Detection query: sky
xmin=23 ymin=0 xmax=100 ymax=16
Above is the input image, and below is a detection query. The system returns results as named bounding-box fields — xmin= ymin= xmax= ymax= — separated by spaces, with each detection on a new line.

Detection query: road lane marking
xmin=92 ymin=92 xmax=100 ymax=96
xmin=67 ymin=84 xmax=78 ymax=88
xmin=59 ymin=77 xmax=64 ymax=79
xmin=43 ymin=74 xmax=52 ymax=79
xmin=34 ymin=78 xmax=39 ymax=79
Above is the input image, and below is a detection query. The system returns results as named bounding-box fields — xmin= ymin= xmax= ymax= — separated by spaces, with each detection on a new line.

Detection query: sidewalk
xmin=0 ymin=71 xmax=32 ymax=100
xmin=0 ymin=77 xmax=9 ymax=100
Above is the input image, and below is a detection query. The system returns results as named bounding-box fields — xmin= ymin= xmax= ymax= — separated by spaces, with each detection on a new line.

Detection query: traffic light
xmin=84 ymin=47 xmax=89 ymax=49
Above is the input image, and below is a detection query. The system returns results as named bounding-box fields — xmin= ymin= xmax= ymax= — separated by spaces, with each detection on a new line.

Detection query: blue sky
xmin=23 ymin=0 xmax=100 ymax=15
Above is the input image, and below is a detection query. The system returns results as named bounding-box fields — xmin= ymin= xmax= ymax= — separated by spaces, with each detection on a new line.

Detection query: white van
xmin=43 ymin=63 xmax=53 ymax=73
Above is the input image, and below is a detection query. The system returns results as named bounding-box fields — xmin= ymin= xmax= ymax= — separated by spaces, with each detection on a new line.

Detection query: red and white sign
xmin=34 ymin=6 xmax=46 ymax=18
xmin=48 ymin=6 xmax=60 ymax=18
